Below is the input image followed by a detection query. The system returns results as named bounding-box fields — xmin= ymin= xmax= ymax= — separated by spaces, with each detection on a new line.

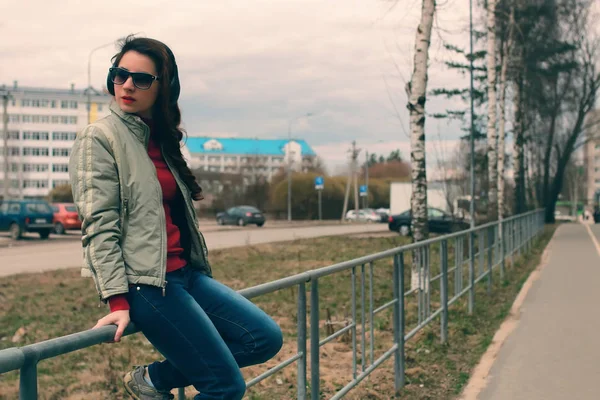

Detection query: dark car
xmin=0 ymin=199 xmax=55 ymax=239
xmin=388 ymin=207 xmax=470 ymax=236
xmin=216 ymin=206 xmax=266 ymax=227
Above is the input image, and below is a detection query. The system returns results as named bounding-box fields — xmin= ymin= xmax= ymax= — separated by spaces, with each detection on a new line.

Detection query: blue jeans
xmin=127 ymin=266 xmax=283 ymax=400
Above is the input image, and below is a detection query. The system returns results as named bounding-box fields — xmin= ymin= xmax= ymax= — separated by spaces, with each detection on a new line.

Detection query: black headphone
xmin=106 ymin=44 xmax=181 ymax=106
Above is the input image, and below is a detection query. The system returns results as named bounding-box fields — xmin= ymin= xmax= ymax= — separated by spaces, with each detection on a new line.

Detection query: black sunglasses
xmin=109 ymin=67 xmax=160 ymax=90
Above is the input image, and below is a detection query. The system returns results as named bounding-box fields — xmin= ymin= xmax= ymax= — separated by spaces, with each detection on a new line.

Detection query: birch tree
xmin=486 ymin=0 xmax=499 ymax=220
xmin=407 ymin=0 xmax=436 ymax=289
xmin=497 ymin=1 xmax=514 ymax=220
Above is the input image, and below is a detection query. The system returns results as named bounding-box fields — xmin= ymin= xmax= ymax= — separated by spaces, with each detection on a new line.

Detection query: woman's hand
xmin=93 ymin=310 xmax=131 ymax=342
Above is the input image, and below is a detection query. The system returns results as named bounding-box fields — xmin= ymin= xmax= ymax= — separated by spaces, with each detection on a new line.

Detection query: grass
xmin=0 ymin=226 xmax=555 ymax=400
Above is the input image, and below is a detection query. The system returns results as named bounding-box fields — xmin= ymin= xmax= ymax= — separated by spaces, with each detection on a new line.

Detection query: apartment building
xmin=0 ymin=82 xmax=111 ymax=199
xmin=584 ymin=110 xmax=600 ymax=205
xmin=184 ymin=137 xmax=317 ymax=183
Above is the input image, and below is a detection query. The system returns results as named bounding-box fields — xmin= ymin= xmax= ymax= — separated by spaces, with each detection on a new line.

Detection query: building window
xmin=23 ymin=163 xmax=49 ymax=172
xmin=52 ymin=132 xmax=77 ymax=141
xmin=40 ymin=116 xmax=50 ymax=123
xmin=6 ymin=147 xmax=20 ymax=156
xmin=23 ymin=180 xmax=49 ymax=189
xmin=0 ymin=180 xmax=20 ymax=189
xmin=52 ymin=148 xmax=71 ymax=157
xmin=0 ymin=163 xmax=19 ymax=172
xmin=7 ymin=131 xmax=19 ymax=140
xmin=23 ymin=147 xmax=49 ymax=156
xmin=51 ymin=100 xmax=57 ymax=108
xmin=21 ymin=99 xmax=31 ymax=107
xmin=23 ymin=131 xmax=49 ymax=140
xmin=61 ymin=100 xmax=69 ymax=109
xmin=52 ymin=164 xmax=69 ymax=172
xmin=208 ymin=156 xmax=221 ymax=162
xmin=9 ymin=115 xmax=20 ymax=123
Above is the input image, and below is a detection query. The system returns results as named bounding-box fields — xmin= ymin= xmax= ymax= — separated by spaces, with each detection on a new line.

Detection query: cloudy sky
xmin=1 ymin=0 xmax=478 ymax=174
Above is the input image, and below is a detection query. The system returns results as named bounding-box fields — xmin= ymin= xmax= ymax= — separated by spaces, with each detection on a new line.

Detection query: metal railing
xmin=0 ymin=209 xmax=545 ymax=399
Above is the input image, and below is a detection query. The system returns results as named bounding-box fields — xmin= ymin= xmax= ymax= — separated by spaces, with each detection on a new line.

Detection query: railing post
xmin=310 ymin=279 xmax=320 ymax=400
xmin=468 ymin=231 xmax=475 ymax=315
xmin=500 ymin=220 xmax=505 ymax=279
xmin=516 ymin=217 xmax=523 ymax=257
xmin=478 ymin=232 xmax=484 ymax=277
xmin=487 ymin=226 xmax=493 ymax=294
xmin=351 ymin=267 xmax=357 ymax=379
xmin=393 ymin=253 xmax=406 ymax=393
xmin=297 ymin=282 xmax=307 ymax=400
xmin=20 ymin=362 xmax=38 ymax=400
xmin=440 ymin=240 xmax=449 ymax=344
xmin=360 ymin=264 xmax=366 ymax=372
xmin=369 ymin=262 xmax=375 ymax=366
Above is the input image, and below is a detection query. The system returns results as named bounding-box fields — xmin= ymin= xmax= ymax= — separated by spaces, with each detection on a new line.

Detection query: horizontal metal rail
xmin=0 ymin=209 xmax=545 ymax=400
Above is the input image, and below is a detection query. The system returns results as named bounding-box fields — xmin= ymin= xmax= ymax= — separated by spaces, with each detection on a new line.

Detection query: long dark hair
xmin=111 ymin=35 xmax=203 ymax=201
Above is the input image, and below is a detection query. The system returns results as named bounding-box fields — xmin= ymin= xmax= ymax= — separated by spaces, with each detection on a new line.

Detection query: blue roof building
xmin=185 ymin=137 xmax=316 ymax=157
xmin=182 ymin=137 xmax=318 ymax=183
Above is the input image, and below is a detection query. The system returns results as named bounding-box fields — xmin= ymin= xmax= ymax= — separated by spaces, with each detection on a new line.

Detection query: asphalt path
xmin=0 ymin=223 xmax=388 ymax=277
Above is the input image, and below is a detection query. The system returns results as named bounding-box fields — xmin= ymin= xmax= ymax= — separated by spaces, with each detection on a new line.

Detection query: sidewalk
xmin=477 ymin=223 xmax=600 ymax=399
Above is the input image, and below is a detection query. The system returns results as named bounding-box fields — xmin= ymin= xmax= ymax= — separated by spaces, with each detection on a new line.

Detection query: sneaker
xmin=123 ymin=365 xmax=175 ymax=400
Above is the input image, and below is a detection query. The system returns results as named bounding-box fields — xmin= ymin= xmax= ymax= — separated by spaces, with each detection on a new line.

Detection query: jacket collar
xmin=109 ymin=102 xmax=150 ymax=144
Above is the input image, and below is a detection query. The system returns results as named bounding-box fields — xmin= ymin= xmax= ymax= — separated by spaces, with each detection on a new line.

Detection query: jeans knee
xmin=260 ymin=322 xmax=283 ymax=362
xmin=223 ymin=372 xmax=246 ymax=400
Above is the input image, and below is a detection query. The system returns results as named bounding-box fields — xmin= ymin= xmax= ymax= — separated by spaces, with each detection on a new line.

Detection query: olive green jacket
xmin=69 ymin=103 xmax=211 ymax=301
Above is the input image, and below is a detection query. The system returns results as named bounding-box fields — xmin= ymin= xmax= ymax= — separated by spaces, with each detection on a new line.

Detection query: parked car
xmin=51 ymin=203 xmax=81 ymax=234
xmin=216 ymin=206 xmax=265 ymax=227
xmin=374 ymin=208 xmax=390 ymax=222
xmin=345 ymin=209 xmax=381 ymax=223
xmin=388 ymin=207 xmax=470 ymax=236
xmin=0 ymin=199 xmax=55 ymax=239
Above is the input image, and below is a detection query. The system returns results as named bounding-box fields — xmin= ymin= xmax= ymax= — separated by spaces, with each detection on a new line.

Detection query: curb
xmin=457 ymin=225 xmax=559 ymax=400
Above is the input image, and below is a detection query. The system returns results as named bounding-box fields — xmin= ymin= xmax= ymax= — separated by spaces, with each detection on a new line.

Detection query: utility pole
xmin=342 ymin=141 xmax=361 ymax=220
xmin=365 ymin=150 xmax=369 ymax=209
xmin=1 ymin=88 xmax=11 ymax=201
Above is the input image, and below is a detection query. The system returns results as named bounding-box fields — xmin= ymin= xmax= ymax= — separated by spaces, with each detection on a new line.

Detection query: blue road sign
xmin=359 ymin=185 xmax=368 ymax=196
xmin=315 ymin=176 xmax=324 ymax=190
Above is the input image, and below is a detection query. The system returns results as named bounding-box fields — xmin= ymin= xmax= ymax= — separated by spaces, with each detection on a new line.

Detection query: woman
xmin=69 ymin=36 xmax=283 ymax=400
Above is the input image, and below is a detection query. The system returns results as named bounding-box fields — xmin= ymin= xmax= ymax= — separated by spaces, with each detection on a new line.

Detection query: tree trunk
xmin=513 ymin=74 xmax=526 ymax=214
xmin=497 ymin=3 xmax=513 ymax=221
xmin=486 ymin=0 xmax=498 ymax=221
xmin=407 ymin=0 xmax=435 ymax=290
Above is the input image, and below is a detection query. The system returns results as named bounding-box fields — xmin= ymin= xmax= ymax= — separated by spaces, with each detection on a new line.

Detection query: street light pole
xmin=287 ymin=112 xmax=313 ymax=221
xmin=1 ymin=88 xmax=12 ymax=200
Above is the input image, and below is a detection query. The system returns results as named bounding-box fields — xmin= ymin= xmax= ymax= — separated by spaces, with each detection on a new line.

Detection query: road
xmin=476 ymin=223 xmax=600 ymax=400
xmin=0 ymin=223 xmax=388 ymax=277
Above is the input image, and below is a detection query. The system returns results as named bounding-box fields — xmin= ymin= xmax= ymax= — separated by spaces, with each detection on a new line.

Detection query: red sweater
xmin=109 ymin=122 xmax=187 ymax=312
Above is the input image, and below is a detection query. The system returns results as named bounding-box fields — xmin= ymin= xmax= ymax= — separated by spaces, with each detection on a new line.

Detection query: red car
xmin=51 ymin=203 xmax=81 ymax=234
